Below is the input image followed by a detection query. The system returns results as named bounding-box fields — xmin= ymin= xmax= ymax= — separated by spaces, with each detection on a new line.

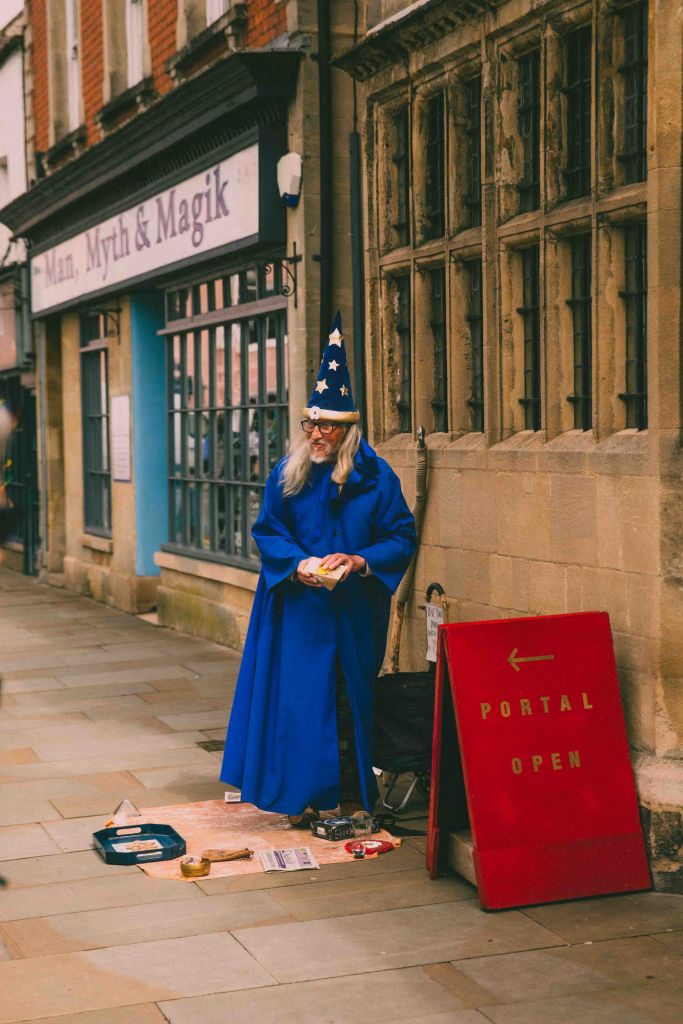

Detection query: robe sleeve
xmin=355 ymin=466 xmax=417 ymax=594
xmin=251 ymin=467 xmax=309 ymax=591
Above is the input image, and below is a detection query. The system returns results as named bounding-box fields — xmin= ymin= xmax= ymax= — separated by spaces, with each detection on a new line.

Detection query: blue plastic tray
xmin=93 ymin=823 xmax=186 ymax=865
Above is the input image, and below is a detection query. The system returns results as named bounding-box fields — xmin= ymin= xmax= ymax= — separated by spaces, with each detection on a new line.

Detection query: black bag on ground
xmin=0 ymin=505 xmax=18 ymax=545
xmin=373 ymin=670 xmax=435 ymax=774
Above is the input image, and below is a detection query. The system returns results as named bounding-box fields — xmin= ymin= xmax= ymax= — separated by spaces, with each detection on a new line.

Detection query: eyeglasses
xmin=301 ymin=421 xmax=337 ymax=435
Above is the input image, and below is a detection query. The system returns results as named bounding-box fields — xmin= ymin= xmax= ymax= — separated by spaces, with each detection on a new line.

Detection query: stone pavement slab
xmin=232 ymin=901 xmax=566 ymax=982
xmin=0 ymin=851 xmax=136 ymax=888
xmin=14 ymin=1008 xmax=166 ymax=1024
xmin=0 ymin=871 xmax=202 ymax=922
xmin=159 ymin=966 xmax=487 ymax=1024
xmin=0 ymin=932 xmax=275 ymax=1022
xmin=0 ymin=889 xmax=292 ymax=957
xmin=267 ymin=866 xmax=474 ymax=920
xmin=0 ymin=826 xmax=60 ymax=862
xmin=479 ymin=980 xmax=683 ymax=1024
xmin=523 ymin=892 xmax=683 ymax=942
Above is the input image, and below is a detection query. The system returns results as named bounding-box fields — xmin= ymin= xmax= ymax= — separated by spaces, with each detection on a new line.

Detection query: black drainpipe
xmin=317 ymin=0 xmax=332 ymax=355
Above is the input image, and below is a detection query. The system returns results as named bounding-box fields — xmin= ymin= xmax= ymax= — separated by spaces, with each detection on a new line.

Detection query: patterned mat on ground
xmin=129 ymin=800 xmax=396 ymax=880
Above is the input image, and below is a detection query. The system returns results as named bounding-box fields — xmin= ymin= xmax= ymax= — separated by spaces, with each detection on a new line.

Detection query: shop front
xmin=1 ymin=52 xmax=301 ymax=640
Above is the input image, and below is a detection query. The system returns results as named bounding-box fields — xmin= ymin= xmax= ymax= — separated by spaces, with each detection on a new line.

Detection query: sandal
xmin=287 ymin=806 xmax=318 ymax=829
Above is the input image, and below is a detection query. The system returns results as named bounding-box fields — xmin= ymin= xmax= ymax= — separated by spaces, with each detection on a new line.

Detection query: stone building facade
xmin=0 ymin=2 xmax=360 ymax=640
xmin=337 ymin=0 xmax=682 ymax=888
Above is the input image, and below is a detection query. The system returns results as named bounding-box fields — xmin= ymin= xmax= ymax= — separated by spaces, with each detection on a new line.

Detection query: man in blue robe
xmin=220 ymin=313 xmax=416 ymax=822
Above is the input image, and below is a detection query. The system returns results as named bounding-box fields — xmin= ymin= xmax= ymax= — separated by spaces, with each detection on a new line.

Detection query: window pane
xmin=424 ymin=92 xmax=445 ymax=239
xmin=517 ymin=248 xmax=541 ymax=431
xmin=465 ymin=77 xmax=482 ymax=228
xmin=620 ymin=222 xmax=648 ymax=429
xmin=466 ymin=260 xmax=484 ymax=432
xmin=619 ymin=2 xmax=648 ymax=184
xmin=518 ymin=51 xmax=540 ymax=212
xmin=565 ymin=27 xmax=592 ymax=199
xmin=429 ymin=268 xmax=448 ymax=433
xmin=567 ymin=235 xmax=592 ymax=430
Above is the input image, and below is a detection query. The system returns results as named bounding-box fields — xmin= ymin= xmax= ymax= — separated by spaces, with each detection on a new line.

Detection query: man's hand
xmin=318 ymin=553 xmax=366 ymax=576
xmin=296 ymin=558 xmax=322 ymax=587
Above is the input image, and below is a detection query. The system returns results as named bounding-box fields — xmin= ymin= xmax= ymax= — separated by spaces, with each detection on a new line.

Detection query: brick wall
xmin=30 ymin=1 xmax=289 ymax=160
xmin=245 ymin=0 xmax=287 ymax=47
xmin=80 ymin=0 xmax=103 ymax=143
xmin=31 ymin=0 xmax=49 ymax=153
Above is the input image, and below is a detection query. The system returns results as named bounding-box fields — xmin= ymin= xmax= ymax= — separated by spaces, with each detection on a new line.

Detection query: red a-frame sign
xmin=427 ymin=611 xmax=651 ymax=909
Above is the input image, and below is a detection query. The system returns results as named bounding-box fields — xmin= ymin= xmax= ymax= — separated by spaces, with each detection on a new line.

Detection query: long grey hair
xmin=280 ymin=424 xmax=362 ymax=497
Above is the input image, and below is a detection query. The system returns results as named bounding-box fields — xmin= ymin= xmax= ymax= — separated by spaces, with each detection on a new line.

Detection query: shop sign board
xmin=427 ymin=611 xmax=651 ymax=909
xmin=31 ymin=144 xmax=259 ymax=315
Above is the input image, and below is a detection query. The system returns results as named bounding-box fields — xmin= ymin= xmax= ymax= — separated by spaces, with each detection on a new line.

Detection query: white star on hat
xmin=315 ymin=379 xmax=329 ymax=394
xmin=340 ymin=385 xmax=349 ymax=396
xmin=328 ymin=329 xmax=343 ymax=347
xmin=328 ymin=359 xmax=340 ymax=372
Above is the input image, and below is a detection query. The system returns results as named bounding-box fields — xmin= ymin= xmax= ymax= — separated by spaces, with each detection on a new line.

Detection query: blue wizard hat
xmin=303 ymin=312 xmax=360 ymax=423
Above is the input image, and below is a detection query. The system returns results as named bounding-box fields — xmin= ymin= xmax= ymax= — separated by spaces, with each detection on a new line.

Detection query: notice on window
xmin=259 ymin=848 xmax=319 ymax=872
xmin=111 ymin=395 xmax=131 ymax=482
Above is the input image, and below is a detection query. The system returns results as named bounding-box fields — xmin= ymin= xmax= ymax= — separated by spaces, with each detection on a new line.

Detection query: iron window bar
xmin=517 ymin=51 xmax=541 ymax=212
xmin=618 ymin=1 xmax=648 ymax=184
xmin=465 ymin=259 xmax=484 ymax=432
xmin=566 ymin=235 xmax=593 ymax=431
xmin=428 ymin=267 xmax=448 ymax=433
xmin=391 ymin=106 xmax=411 ymax=247
xmin=563 ymin=26 xmax=592 ymax=199
xmin=424 ymin=91 xmax=446 ymax=240
xmin=618 ymin=221 xmax=648 ymax=429
xmin=517 ymin=247 xmax=541 ymax=431
xmin=395 ymin=276 xmax=412 ymax=433
xmin=464 ymin=77 xmax=482 ymax=228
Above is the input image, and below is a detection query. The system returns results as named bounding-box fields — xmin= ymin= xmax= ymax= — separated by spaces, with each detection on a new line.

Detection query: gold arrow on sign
xmin=508 ymin=648 xmax=555 ymax=672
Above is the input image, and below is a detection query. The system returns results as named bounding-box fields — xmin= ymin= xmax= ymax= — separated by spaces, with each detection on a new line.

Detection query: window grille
xmin=619 ymin=1 xmax=648 ymax=184
xmin=517 ymin=247 xmax=541 ymax=431
xmin=424 ymin=91 xmax=445 ymax=239
xmin=518 ymin=51 xmax=541 ymax=212
xmin=465 ymin=259 xmax=484 ymax=432
xmin=165 ymin=265 xmax=289 ymax=567
xmin=80 ymin=313 xmax=112 ymax=535
xmin=619 ymin=222 xmax=648 ymax=429
xmin=567 ymin=235 xmax=593 ymax=430
xmin=428 ymin=267 xmax=448 ymax=432
xmin=394 ymin=276 xmax=412 ymax=433
xmin=392 ymin=106 xmax=411 ymax=247
xmin=464 ymin=77 xmax=482 ymax=227
xmin=125 ymin=0 xmax=144 ymax=89
xmin=564 ymin=27 xmax=592 ymax=199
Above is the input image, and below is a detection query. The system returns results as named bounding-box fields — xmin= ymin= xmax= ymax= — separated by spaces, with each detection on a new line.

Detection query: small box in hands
xmin=305 ymin=557 xmax=348 ymax=591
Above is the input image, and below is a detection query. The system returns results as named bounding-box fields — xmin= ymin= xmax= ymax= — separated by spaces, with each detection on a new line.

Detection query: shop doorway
xmin=0 ymin=376 xmax=40 ymax=575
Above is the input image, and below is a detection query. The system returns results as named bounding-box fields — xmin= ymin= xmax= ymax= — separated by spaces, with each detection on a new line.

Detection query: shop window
xmin=104 ymin=0 xmax=148 ymax=98
xmin=165 ymin=265 xmax=288 ymax=567
xmin=517 ymin=50 xmax=541 ymax=213
xmin=465 ymin=259 xmax=484 ymax=432
xmin=428 ymin=267 xmax=448 ymax=433
xmin=619 ymin=222 xmax=647 ymax=429
xmin=391 ymin=105 xmax=411 ymax=248
xmin=206 ymin=0 xmax=229 ymax=25
xmin=423 ymin=91 xmax=445 ymax=240
xmin=566 ymin=235 xmax=592 ymax=430
xmin=80 ymin=313 xmax=112 ymax=535
xmin=563 ymin=26 xmax=592 ymax=200
xmin=464 ymin=77 xmax=482 ymax=228
xmin=618 ymin=2 xmax=648 ymax=184
xmin=517 ymin=247 xmax=541 ymax=431
xmin=394 ymin=275 xmax=412 ymax=433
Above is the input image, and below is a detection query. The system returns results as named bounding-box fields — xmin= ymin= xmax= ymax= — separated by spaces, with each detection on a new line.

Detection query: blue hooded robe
xmin=220 ymin=437 xmax=417 ymax=813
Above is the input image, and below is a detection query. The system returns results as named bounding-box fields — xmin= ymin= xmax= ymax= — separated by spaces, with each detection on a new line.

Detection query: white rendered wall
xmin=0 ymin=43 xmax=27 ymax=263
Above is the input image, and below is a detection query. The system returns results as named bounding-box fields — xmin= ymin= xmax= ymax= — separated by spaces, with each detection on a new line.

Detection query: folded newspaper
xmin=259 ymin=847 xmax=320 ymax=872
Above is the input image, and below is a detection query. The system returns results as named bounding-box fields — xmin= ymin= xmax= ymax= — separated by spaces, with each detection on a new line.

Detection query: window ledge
xmin=95 ymin=77 xmax=156 ymax=131
xmin=156 ymin=549 xmax=258 ymax=591
xmin=81 ymin=533 xmax=113 ymax=553
xmin=44 ymin=125 xmax=87 ymax=171
xmin=168 ymin=5 xmax=248 ymax=81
